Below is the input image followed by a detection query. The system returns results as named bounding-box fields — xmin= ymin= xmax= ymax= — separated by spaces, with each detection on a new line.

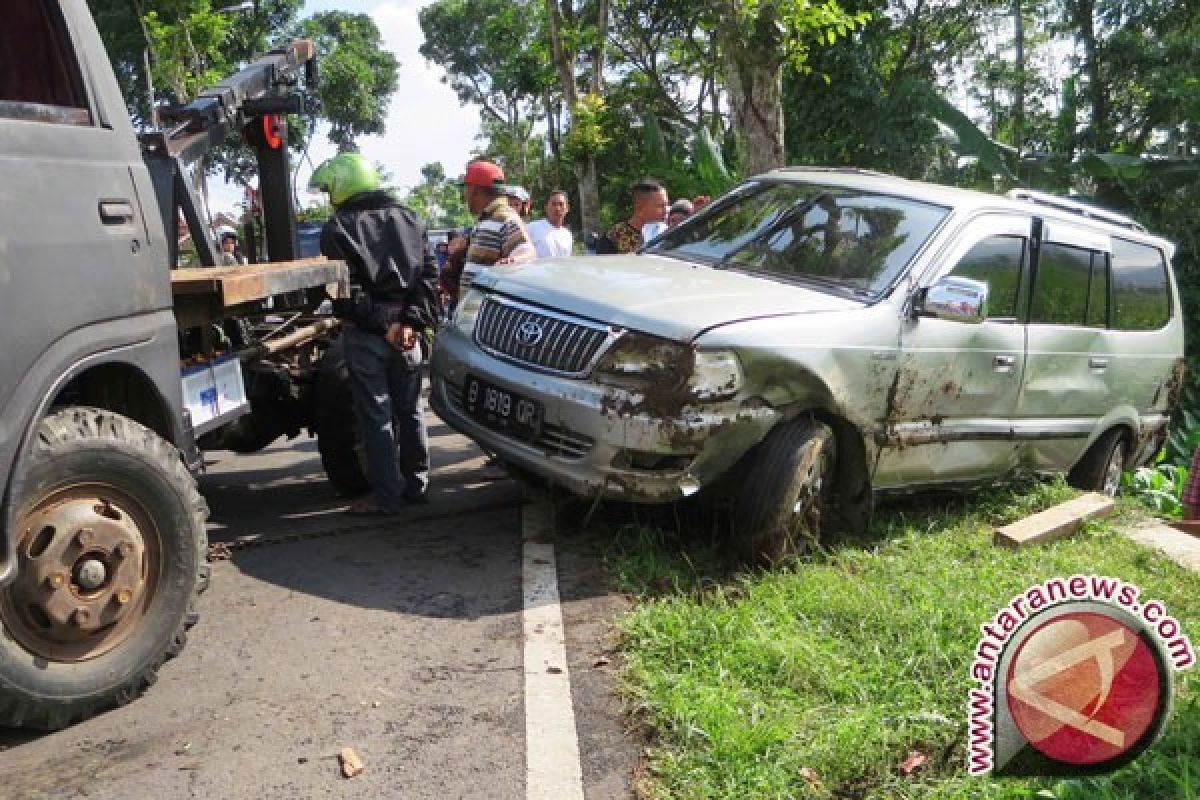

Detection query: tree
xmin=401 ymin=162 xmax=474 ymax=229
xmin=419 ymin=0 xmax=555 ymax=184
xmin=295 ymin=12 xmax=400 ymax=150
xmin=545 ymin=0 xmax=610 ymax=236
xmin=704 ymin=0 xmax=869 ymax=175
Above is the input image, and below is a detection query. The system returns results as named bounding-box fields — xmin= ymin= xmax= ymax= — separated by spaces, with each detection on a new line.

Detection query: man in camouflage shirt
xmin=606 ymin=178 xmax=670 ymax=253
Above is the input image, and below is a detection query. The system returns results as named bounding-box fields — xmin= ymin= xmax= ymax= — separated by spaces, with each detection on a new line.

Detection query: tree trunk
xmin=1070 ymin=0 xmax=1108 ymax=151
xmin=723 ymin=52 xmax=786 ymax=175
xmin=545 ymin=0 xmax=602 ymax=235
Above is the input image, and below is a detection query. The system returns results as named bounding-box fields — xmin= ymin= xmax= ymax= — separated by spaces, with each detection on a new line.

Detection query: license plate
xmin=464 ymin=375 xmax=542 ymax=441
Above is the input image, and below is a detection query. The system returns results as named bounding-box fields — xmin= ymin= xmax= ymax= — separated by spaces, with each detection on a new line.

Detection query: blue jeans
xmin=342 ymin=326 xmax=429 ymax=512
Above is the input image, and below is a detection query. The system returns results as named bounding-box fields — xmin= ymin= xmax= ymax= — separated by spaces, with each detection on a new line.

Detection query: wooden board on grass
xmin=994 ymin=492 xmax=1115 ymax=548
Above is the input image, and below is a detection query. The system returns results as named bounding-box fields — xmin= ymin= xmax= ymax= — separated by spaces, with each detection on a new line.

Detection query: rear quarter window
xmin=1112 ymin=238 xmax=1171 ymax=331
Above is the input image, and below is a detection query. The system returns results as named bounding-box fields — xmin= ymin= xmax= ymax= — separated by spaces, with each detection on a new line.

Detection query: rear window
xmin=1112 ymin=238 xmax=1171 ymax=331
xmin=648 ymin=181 xmax=950 ymax=298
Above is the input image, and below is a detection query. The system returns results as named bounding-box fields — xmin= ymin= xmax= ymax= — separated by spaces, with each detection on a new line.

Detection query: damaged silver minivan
xmin=430 ymin=169 xmax=1184 ymax=561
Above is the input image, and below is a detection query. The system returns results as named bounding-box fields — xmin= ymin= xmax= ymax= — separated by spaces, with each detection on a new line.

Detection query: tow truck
xmin=0 ymin=0 xmax=364 ymax=728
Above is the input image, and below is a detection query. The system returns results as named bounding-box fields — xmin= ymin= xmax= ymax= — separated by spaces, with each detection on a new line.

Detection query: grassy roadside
xmin=606 ymin=480 xmax=1200 ymax=799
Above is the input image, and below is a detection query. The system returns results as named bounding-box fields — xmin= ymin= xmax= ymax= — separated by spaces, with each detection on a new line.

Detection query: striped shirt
xmin=461 ymin=199 xmax=533 ymax=291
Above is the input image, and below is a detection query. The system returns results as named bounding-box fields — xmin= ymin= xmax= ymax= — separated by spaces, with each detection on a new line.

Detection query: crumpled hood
xmin=473 ymin=253 xmax=862 ymax=341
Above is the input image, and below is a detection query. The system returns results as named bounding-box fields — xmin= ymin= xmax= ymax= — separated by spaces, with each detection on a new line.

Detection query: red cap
xmin=460 ymin=160 xmax=505 ymax=188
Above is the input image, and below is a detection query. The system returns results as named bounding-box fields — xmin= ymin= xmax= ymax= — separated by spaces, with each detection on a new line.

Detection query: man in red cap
xmin=443 ymin=160 xmax=535 ymax=303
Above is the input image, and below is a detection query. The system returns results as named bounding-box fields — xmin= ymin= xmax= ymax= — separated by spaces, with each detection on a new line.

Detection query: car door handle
xmin=99 ymin=200 xmax=136 ymax=225
xmin=993 ymin=355 xmax=1016 ymax=369
xmin=1089 ymin=357 xmax=1110 ymax=370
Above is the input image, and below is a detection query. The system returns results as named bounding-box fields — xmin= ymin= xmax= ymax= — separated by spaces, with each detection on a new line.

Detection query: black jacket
xmin=319 ymin=190 xmax=441 ymax=333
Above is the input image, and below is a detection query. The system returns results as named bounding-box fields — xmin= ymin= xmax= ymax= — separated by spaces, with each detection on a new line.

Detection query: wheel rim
xmin=0 ymin=483 xmax=161 ymax=662
xmin=788 ymin=443 xmax=833 ymax=547
xmin=1102 ymin=441 xmax=1126 ymax=496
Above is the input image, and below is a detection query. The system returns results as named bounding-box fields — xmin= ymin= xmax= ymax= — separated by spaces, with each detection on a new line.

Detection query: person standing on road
xmin=526 ymin=190 xmax=574 ymax=258
xmin=606 ymin=179 xmax=669 ymax=254
xmin=459 ymin=160 xmax=536 ymax=293
xmin=309 ymin=153 xmax=440 ymax=515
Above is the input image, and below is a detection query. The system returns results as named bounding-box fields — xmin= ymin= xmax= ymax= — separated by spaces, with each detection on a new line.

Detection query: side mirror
xmin=915 ymin=276 xmax=989 ymax=324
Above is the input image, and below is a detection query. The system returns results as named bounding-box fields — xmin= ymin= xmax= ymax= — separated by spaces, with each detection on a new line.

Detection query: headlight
xmin=594 ymin=335 xmax=742 ymax=402
xmin=593 ymin=334 xmax=690 ymax=390
xmin=453 ymin=288 xmax=485 ymax=334
xmin=689 ymin=349 xmax=742 ymax=401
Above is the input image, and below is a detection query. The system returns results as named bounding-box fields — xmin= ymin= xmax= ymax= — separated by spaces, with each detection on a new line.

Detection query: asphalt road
xmin=0 ymin=415 xmax=638 ymax=799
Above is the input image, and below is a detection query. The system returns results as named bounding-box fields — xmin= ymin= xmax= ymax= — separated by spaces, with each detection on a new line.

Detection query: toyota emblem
xmin=516 ymin=320 xmax=544 ymax=346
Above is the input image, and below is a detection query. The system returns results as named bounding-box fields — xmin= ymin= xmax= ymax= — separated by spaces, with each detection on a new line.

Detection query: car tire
xmin=733 ymin=418 xmax=836 ymax=564
xmin=313 ymin=340 xmax=371 ymax=498
xmin=1068 ymin=428 xmax=1127 ymax=497
xmin=0 ymin=408 xmax=207 ymax=730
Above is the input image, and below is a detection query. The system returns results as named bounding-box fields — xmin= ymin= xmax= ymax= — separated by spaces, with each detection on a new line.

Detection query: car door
xmin=875 ymin=214 xmax=1031 ymax=488
xmin=0 ymin=0 xmax=162 ymax=422
xmin=1016 ymin=221 xmax=1113 ymax=471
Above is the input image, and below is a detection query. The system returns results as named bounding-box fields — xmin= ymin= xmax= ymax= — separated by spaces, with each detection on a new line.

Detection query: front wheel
xmin=0 ymin=408 xmax=207 ymax=730
xmin=733 ymin=419 xmax=837 ymax=564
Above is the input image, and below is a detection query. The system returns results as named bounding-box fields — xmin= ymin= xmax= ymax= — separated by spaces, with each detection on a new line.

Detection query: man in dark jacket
xmin=309 ymin=153 xmax=441 ymax=514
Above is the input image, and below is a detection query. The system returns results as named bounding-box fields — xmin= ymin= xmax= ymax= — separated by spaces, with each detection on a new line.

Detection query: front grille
xmin=445 ymin=382 xmax=595 ymax=460
xmin=474 ymin=298 xmax=610 ymax=376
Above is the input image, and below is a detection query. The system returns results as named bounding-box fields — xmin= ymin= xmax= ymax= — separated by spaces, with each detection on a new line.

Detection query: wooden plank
xmin=994 ymin=492 xmax=1115 ymax=548
xmin=170 ymin=257 xmax=347 ymax=307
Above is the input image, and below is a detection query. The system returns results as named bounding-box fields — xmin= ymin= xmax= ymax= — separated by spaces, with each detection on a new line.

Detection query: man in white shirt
xmin=526 ymin=190 xmax=574 ymax=259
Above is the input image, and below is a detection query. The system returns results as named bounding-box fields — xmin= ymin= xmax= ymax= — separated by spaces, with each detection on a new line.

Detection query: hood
xmin=473 ymin=253 xmax=863 ymax=341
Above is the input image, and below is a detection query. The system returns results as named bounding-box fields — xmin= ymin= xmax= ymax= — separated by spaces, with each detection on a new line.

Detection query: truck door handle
xmin=99 ymin=200 xmax=135 ymax=225
xmin=993 ymin=355 xmax=1016 ymax=369
xmin=1089 ymin=357 xmax=1110 ymax=370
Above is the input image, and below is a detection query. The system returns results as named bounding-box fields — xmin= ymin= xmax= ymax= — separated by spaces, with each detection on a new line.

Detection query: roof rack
xmin=775 ymin=166 xmax=891 ymax=177
xmin=1005 ymin=188 xmax=1146 ymax=233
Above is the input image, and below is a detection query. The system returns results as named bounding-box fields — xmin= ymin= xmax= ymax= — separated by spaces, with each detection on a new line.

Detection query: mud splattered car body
xmin=431 ymin=169 xmax=1183 ymax=555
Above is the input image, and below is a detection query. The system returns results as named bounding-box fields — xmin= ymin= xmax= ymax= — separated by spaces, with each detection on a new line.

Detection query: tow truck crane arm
xmin=139 ymin=39 xmax=318 ymax=268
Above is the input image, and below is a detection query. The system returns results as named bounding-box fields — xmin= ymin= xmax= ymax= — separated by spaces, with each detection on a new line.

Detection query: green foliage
xmin=1122 ymin=463 xmax=1188 ymax=518
xmin=400 ymin=161 xmax=473 ymax=229
xmin=611 ymin=482 xmax=1200 ymax=798
xmin=295 ymin=12 xmax=399 ymax=149
xmin=562 ymin=93 xmax=611 ymax=162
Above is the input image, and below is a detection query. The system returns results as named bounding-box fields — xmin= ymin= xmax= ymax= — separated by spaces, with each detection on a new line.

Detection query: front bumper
xmin=430 ymin=325 xmax=781 ymax=502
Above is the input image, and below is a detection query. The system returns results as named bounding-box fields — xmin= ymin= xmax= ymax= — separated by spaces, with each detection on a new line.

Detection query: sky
xmin=211 ymin=0 xmax=481 ymax=213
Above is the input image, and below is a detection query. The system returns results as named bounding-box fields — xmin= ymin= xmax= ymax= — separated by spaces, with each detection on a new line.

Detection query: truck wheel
xmin=313 ymin=342 xmax=370 ymax=498
xmin=0 ymin=408 xmax=207 ymax=730
xmin=733 ymin=419 xmax=836 ymax=564
xmin=1068 ymin=429 xmax=1127 ymax=496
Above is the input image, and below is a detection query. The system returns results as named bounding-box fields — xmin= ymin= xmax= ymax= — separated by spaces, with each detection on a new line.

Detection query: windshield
xmin=648 ymin=181 xmax=950 ymax=296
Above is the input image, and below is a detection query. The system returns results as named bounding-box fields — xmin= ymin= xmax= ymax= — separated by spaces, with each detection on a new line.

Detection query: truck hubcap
xmin=0 ymin=485 xmax=160 ymax=662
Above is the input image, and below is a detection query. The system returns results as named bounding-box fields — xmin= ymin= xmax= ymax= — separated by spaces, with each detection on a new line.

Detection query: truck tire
xmin=733 ymin=418 xmax=836 ymax=564
xmin=0 ymin=408 xmax=207 ymax=730
xmin=313 ymin=342 xmax=370 ymax=498
xmin=1068 ymin=428 xmax=1127 ymax=496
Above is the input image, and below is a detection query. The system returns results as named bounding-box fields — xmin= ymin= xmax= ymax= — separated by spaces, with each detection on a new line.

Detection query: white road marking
xmin=522 ymin=497 xmax=585 ymax=800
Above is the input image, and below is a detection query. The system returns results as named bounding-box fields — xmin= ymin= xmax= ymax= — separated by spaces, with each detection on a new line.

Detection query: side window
xmin=948 ymin=236 xmax=1026 ymax=319
xmin=1112 ymin=239 xmax=1171 ymax=331
xmin=1084 ymin=251 xmax=1109 ymax=328
xmin=0 ymin=1 xmax=91 ymax=125
xmin=1030 ymin=243 xmax=1095 ymax=326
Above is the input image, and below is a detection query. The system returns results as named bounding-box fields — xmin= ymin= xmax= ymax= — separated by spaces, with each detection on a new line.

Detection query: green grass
xmin=608 ymin=479 xmax=1200 ymax=799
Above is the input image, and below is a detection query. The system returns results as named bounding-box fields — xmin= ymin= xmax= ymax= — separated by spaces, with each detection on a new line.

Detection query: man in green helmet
xmin=309 ymin=152 xmax=441 ymax=514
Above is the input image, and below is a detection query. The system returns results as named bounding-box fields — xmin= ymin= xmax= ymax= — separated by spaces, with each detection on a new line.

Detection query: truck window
xmin=1030 ymin=242 xmax=1098 ymax=326
xmin=0 ymin=1 xmax=91 ymax=125
xmin=1112 ymin=238 xmax=1171 ymax=331
xmin=948 ymin=236 xmax=1026 ymax=320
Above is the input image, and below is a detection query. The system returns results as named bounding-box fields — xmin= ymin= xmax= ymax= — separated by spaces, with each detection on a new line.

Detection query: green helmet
xmin=308 ymin=153 xmax=380 ymax=207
